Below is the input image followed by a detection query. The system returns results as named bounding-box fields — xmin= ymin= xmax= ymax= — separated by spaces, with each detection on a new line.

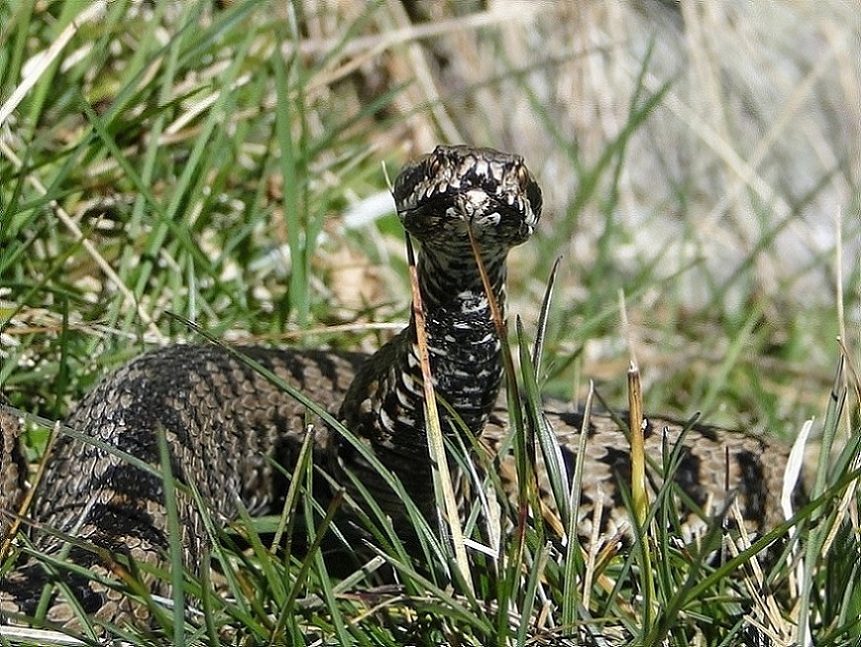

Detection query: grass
xmin=1 ymin=1 xmax=860 ymax=645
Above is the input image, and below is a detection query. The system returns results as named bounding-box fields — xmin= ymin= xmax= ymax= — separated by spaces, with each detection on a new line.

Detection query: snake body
xmin=0 ymin=403 xmax=26 ymax=545
xmin=0 ymin=146 xmax=794 ymax=630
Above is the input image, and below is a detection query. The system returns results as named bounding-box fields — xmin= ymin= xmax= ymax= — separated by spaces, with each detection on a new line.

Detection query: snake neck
xmin=411 ymin=246 xmax=507 ymax=432
xmin=337 ymin=244 xmax=507 ymax=481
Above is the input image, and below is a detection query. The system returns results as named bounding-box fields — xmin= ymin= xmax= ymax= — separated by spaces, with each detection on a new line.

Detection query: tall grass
xmin=1 ymin=1 xmax=859 ymax=645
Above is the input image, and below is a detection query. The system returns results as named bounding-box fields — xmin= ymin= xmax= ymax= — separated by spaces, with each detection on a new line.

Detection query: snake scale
xmin=0 ymin=146 xmax=795 ymax=631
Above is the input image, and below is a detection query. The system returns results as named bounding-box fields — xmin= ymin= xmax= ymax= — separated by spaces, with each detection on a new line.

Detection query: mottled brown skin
xmin=0 ymin=400 xmax=26 ymax=543
xmin=1 ymin=346 xmax=366 ymax=625
xmin=492 ymin=407 xmax=797 ymax=545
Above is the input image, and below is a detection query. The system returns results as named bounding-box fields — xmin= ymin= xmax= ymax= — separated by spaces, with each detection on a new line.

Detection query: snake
xmin=0 ymin=145 xmax=795 ymax=632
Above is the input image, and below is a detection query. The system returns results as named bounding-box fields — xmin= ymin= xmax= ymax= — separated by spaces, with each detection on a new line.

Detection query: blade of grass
xmin=561 ymin=389 xmax=592 ymax=626
xmin=515 ymin=540 xmax=551 ymax=647
xmin=156 ymin=424 xmax=187 ymax=645
xmin=271 ymin=422 xmax=315 ymax=556
xmin=275 ymin=490 xmax=345 ymax=638
xmin=273 ymin=17 xmax=310 ymax=326
xmin=517 ymin=317 xmax=570 ymax=528
xmin=531 ymin=256 xmax=561 ymax=374
xmin=403 ymin=232 xmax=472 ymax=592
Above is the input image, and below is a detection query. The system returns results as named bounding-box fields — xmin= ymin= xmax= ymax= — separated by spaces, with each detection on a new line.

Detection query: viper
xmin=0 ymin=146 xmax=794 ymax=632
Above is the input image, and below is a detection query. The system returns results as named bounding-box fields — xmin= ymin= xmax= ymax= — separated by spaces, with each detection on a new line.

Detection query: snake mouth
xmin=392 ymin=145 xmax=542 ymax=249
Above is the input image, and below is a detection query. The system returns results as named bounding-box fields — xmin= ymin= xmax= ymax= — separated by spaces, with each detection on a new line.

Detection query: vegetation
xmin=1 ymin=1 xmax=859 ymax=645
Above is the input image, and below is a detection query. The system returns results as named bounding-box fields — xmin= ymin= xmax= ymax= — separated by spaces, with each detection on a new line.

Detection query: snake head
xmin=392 ymin=145 xmax=542 ymax=251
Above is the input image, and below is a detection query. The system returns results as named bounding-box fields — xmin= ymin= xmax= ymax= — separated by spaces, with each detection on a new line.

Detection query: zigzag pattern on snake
xmin=0 ymin=146 xmax=796 ymax=631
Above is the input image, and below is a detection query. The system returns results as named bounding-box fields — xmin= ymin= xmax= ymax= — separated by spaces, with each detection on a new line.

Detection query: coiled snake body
xmin=0 ymin=146 xmax=792 ymax=630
